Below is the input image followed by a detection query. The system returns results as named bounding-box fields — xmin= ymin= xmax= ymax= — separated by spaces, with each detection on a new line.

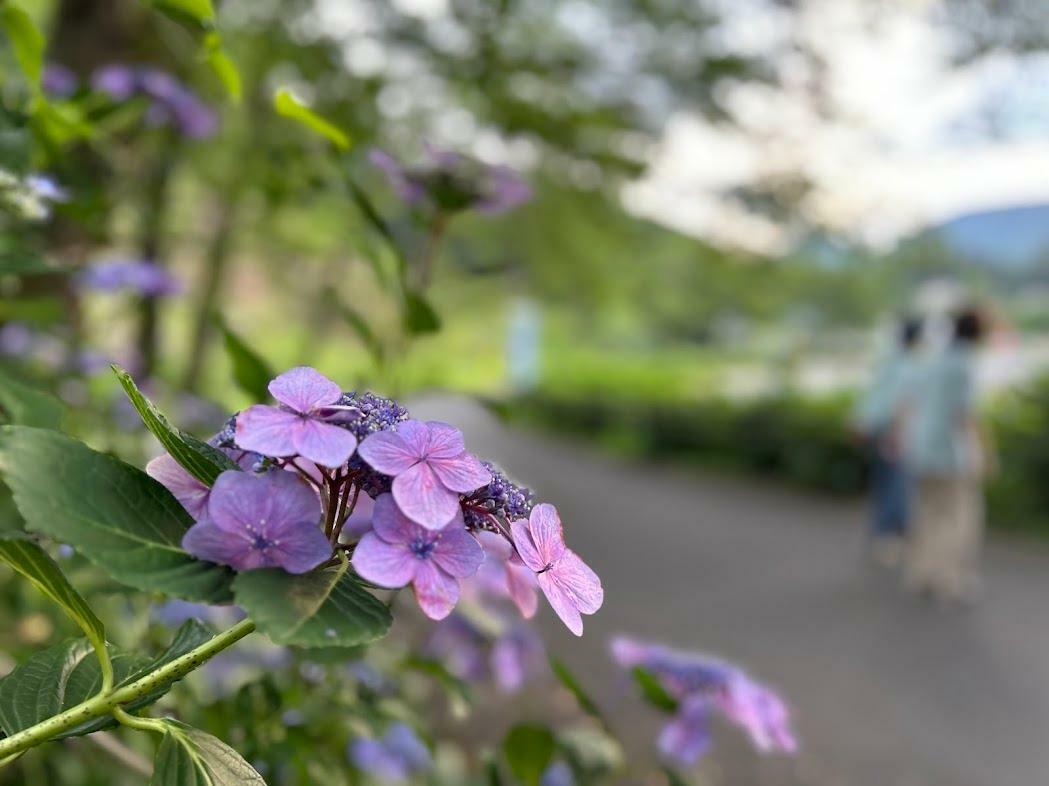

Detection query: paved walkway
xmin=411 ymin=395 xmax=1049 ymax=786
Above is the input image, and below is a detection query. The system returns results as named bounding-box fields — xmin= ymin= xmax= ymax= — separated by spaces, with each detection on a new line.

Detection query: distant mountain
xmin=934 ymin=204 xmax=1049 ymax=269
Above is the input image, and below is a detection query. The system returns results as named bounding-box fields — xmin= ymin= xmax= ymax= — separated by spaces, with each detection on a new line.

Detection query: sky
xmin=622 ymin=0 xmax=1049 ymax=254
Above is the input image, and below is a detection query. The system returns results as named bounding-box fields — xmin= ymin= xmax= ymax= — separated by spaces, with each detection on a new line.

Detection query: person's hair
xmin=899 ymin=316 xmax=922 ymax=348
xmin=953 ymin=305 xmax=985 ymax=344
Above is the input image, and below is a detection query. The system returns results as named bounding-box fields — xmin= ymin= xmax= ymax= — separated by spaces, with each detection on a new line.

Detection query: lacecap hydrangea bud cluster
xmin=148 ymin=367 xmax=602 ymax=634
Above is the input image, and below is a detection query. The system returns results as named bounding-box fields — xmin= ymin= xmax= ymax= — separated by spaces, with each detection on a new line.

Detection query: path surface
xmin=410 ymin=395 xmax=1049 ymax=786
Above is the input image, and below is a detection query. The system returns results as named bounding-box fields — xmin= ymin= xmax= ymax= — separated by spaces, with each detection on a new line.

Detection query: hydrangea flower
xmin=462 ymin=462 xmax=534 ymax=530
xmin=349 ymin=723 xmax=431 ymax=781
xmin=236 ymin=367 xmax=359 ymax=469
xmin=147 ymin=446 xmax=256 ymax=520
xmin=358 ymin=419 xmax=491 ymax=529
xmin=369 ymin=146 xmax=531 ymax=216
xmin=77 ymin=259 xmax=181 ymax=297
xmin=182 ymin=470 xmax=331 ymax=574
xmin=426 ymin=611 xmax=545 ymax=692
xmin=468 ymin=530 xmax=538 ymax=619
xmin=91 ymin=65 xmax=217 ymax=138
xmin=42 ymin=63 xmax=78 ymax=97
xmin=352 ymin=493 xmax=483 ymax=620
xmin=511 ymin=504 xmax=602 ymax=636
xmin=611 ymin=636 xmax=797 ymax=766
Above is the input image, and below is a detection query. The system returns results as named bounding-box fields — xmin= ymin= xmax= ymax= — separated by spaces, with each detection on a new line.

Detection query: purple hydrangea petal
xmin=265 ymin=516 xmax=333 ymax=574
xmin=352 ymin=531 xmax=417 ymax=588
xmin=42 ymin=64 xmax=78 ymax=97
xmin=207 ymin=471 xmax=319 ymax=535
xmin=234 ymin=405 xmax=302 ymax=458
xmin=393 ymin=419 xmax=432 ymax=458
xmin=526 ymin=504 xmax=567 ymax=567
xmin=506 ymin=560 xmax=539 ymax=618
xmin=267 ymin=366 xmax=341 ymax=413
xmin=428 ymin=452 xmax=491 ymax=494
xmin=289 ymin=417 xmax=358 ymax=468
xmin=382 ymin=723 xmax=432 ymax=771
xmin=658 ymin=698 xmax=712 ymax=766
xmin=537 ymin=571 xmax=584 ymax=636
xmin=430 ymin=522 xmax=483 ymax=579
xmin=412 ymin=559 xmax=459 ymax=620
xmin=548 ymin=549 xmax=603 ymax=615
xmin=182 ymin=518 xmax=262 ymax=570
xmin=357 ymin=429 xmax=421 ymax=475
xmin=92 ymin=64 xmax=138 ymax=100
xmin=146 ymin=453 xmax=210 ymax=520
xmin=393 ymin=461 xmax=461 ymax=529
xmin=370 ymin=493 xmax=419 ymax=545
xmin=422 ymin=421 xmax=465 ymax=459
xmin=477 ymin=166 xmax=533 ymax=214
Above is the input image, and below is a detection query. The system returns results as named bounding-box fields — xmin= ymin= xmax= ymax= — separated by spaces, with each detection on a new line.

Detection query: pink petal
xmin=527 ymin=504 xmax=567 ymax=566
xmin=506 ymin=562 xmax=539 ymax=618
xmin=352 ymin=531 xmax=417 ymax=587
xmin=235 ymin=405 xmax=301 ymax=458
xmin=537 ymin=571 xmax=583 ymax=635
xmin=431 ymin=523 xmax=483 ymax=578
xmin=429 ymin=452 xmax=492 ymax=493
xmin=370 ymin=493 xmax=421 ymax=544
xmin=548 ymin=549 xmax=603 ymax=614
xmin=290 ymin=418 xmax=357 ymax=468
xmin=393 ymin=462 xmax=461 ymax=530
xmin=510 ymin=519 xmax=545 ymax=573
xmin=358 ymin=430 xmax=419 ymax=475
xmin=423 ymin=421 xmax=465 ymax=459
xmin=207 ymin=470 xmax=320 ymax=536
xmin=394 ymin=419 xmax=432 ymax=458
xmin=411 ymin=560 xmax=459 ymax=620
xmin=267 ymin=366 xmax=340 ymax=413
xmin=146 ymin=453 xmax=209 ymax=519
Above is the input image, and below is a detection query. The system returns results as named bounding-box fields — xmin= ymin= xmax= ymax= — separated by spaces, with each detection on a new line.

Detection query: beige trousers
xmin=905 ymin=475 xmax=985 ymax=598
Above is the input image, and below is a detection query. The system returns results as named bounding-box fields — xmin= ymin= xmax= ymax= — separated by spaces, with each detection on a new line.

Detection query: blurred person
xmin=853 ymin=316 xmax=923 ymax=566
xmin=903 ymin=306 xmax=996 ymax=602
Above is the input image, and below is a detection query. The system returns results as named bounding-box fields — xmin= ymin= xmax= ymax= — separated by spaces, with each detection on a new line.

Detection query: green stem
xmin=0 ymin=619 xmax=256 ymax=760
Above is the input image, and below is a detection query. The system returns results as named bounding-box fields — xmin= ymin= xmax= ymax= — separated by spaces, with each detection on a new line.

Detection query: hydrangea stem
xmin=0 ymin=619 xmax=256 ymax=760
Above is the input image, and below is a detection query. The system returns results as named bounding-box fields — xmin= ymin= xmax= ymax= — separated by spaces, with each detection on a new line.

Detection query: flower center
xmin=251 ymin=534 xmax=273 ymax=551
xmin=409 ymin=537 xmax=435 ymax=560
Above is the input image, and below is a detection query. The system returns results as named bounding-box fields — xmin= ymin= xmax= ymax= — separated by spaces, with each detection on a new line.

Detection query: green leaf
xmin=631 ymin=666 xmax=679 ymax=713
xmin=0 ymin=249 xmax=60 ymax=275
xmin=661 ymin=767 xmax=690 ymax=786
xmin=233 ymin=558 xmax=391 ymax=649
xmin=0 ymin=374 xmax=64 ymax=429
xmin=403 ymin=291 xmax=441 ymax=335
xmin=216 ymin=319 xmax=274 ymax=403
xmin=203 ymin=31 xmax=241 ymax=102
xmin=0 ymin=533 xmax=109 ymax=686
xmin=113 ymin=365 xmax=239 ymax=485
xmin=402 ymin=655 xmax=472 ymax=709
xmin=0 ymin=426 xmax=235 ymax=602
xmin=502 ymin=724 xmax=556 ymax=786
xmin=0 ymin=621 xmax=212 ymax=739
xmin=151 ymin=720 xmax=266 ymax=785
xmin=344 ymin=173 xmax=407 ymax=278
xmin=550 ymin=658 xmax=611 ymax=731
xmin=0 ymin=4 xmax=44 ymax=87
xmin=146 ymin=0 xmax=215 ymax=29
xmin=273 ymin=89 xmax=350 ymax=151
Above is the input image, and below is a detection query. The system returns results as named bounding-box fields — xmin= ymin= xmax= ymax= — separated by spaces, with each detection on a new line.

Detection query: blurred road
xmin=410 ymin=394 xmax=1049 ymax=786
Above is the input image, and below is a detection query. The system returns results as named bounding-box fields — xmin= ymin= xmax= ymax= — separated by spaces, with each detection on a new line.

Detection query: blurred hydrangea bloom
xmin=541 ymin=761 xmax=576 ymax=786
xmin=91 ymin=65 xmax=218 ymax=138
xmin=41 ymin=63 xmax=78 ymax=97
xmin=147 ymin=365 xmax=601 ymax=629
xmin=426 ymin=611 xmax=546 ymax=692
xmin=611 ymin=636 xmax=797 ymax=766
xmin=77 ymin=258 xmax=181 ymax=297
xmin=0 ymin=322 xmax=109 ymax=376
xmin=369 ymin=146 xmax=531 ymax=216
xmin=349 ymin=723 xmax=432 ymax=781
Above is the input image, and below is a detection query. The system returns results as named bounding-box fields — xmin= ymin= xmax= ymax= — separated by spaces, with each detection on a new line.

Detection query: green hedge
xmin=508 ymin=385 xmax=1049 ymax=536
xmin=508 ymin=392 xmax=868 ymax=494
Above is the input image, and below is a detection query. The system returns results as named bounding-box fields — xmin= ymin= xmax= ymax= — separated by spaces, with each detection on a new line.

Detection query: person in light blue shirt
xmin=904 ymin=306 xmax=993 ymax=601
xmin=854 ymin=317 xmax=922 ymax=563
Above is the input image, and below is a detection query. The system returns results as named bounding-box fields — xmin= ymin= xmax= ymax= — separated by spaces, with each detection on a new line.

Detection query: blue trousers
xmin=869 ymin=439 xmax=910 ymax=537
